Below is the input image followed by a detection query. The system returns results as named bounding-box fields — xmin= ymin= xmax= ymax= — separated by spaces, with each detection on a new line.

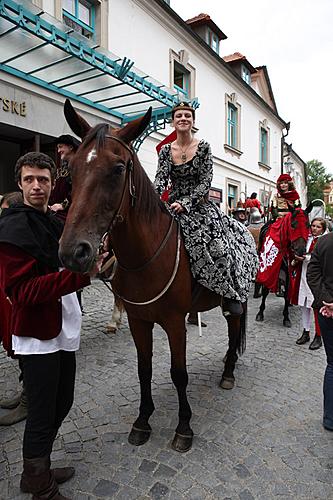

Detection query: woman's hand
xmin=320 ymin=301 xmax=333 ymax=318
xmin=294 ymin=254 xmax=305 ymax=262
xmin=170 ymin=202 xmax=184 ymax=214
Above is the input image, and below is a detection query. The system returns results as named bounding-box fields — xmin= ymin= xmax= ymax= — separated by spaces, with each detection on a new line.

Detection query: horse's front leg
xmin=127 ymin=317 xmax=155 ymax=446
xmin=256 ymin=285 xmax=269 ymax=321
xmin=164 ymin=317 xmax=193 ymax=453
xmin=283 ymin=295 xmax=291 ymax=327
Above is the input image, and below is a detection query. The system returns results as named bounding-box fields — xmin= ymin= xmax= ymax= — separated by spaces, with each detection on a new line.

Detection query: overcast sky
xmin=172 ymin=0 xmax=333 ymax=173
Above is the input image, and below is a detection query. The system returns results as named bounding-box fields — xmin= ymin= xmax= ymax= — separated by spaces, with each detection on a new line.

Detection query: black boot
xmin=296 ymin=329 xmax=310 ymax=345
xmin=309 ymin=335 xmax=322 ymax=350
xmin=221 ymin=297 xmax=243 ymax=317
xmin=187 ymin=313 xmax=207 ymax=327
xmin=20 ymin=455 xmax=71 ymax=499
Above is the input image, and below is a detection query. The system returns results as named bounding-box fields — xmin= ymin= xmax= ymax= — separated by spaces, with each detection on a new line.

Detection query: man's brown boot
xmin=20 ymin=455 xmax=71 ymax=499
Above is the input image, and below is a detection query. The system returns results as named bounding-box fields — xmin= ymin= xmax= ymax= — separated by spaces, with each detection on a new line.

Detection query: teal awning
xmin=0 ymin=0 xmax=199 ymax=127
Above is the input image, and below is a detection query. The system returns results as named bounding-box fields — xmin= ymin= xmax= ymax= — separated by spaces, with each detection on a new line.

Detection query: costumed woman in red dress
xmin=271 ymin=173 xmax=301 ymax=219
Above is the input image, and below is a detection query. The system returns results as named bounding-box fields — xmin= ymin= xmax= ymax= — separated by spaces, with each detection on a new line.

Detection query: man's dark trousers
xmin=318 ymin=314 xmax=333 ymax=430
xmin=20 ymin=350 xmax=76 ymax=458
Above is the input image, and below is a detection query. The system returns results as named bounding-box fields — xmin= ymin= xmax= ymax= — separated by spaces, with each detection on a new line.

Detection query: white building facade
xmin=0 ymin=0 xmax=306 ymax=212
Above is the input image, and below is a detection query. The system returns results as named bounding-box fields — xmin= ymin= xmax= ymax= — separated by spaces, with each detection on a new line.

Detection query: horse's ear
xmin=64 ymin=99 xmax=91 ymax=139
xmin=304 ymin=201 xmax=314 ymax=215
xmin=117 ymin=107 xmax=152 ymax=144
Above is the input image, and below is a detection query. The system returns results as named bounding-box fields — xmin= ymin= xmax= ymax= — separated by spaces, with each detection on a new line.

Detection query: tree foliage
xmin=306 ymin=159 xmax=332 ymax=202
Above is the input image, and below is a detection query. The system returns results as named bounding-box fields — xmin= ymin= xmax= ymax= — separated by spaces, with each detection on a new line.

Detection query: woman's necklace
xmin=177 ymin=139 xmax=193 ymax=163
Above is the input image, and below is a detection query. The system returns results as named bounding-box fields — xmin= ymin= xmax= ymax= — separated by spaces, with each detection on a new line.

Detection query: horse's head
xmin=59 ymin=99 xmax=152 ymax=272
xmin=283 ymin=207 xmax=310 ymax=256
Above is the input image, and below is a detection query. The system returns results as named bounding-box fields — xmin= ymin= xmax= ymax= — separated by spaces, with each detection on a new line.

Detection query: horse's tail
xmin=237 ymin=301 xmax=247 ymax=355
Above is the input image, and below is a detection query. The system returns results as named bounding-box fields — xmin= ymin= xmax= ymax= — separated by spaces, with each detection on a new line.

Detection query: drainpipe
xmin=281 ymin=122 xmax=290 ymax=173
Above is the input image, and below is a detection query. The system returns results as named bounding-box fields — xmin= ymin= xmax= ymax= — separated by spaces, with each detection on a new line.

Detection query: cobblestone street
xmin=1 ymin=281 xmax=332 ymax=499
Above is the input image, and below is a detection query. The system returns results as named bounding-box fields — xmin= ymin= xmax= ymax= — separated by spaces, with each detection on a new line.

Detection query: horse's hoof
xmin=105 ymin=324 xmax=117 ymax=334
xmin=171 ymin=432 xmax=193 ymax=453
xmin=220 ymin=377 xmax=235 ymax=390
xmin=128 ymin=426 xmax=151 ymax=446
xmin=283 ymin=319 xmax=292 ymax=328
xmin=255 ymin=313 xmax=264 ymax=322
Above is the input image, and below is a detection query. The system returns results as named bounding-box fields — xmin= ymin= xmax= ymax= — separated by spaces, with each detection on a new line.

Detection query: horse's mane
xmin=82 ymin=123 xmax=167 ymax=222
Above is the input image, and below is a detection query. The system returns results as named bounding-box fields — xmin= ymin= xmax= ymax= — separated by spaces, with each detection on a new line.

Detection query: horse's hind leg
xmin=106 ymin=296 xmax=124 ymax=333
xmin=255 ymin=286 xmax=269 ymax=321
xmin=164 ymin=319 xmax=193 ymax=453
xmin=220 ymin=315 xmax=239 ymax=390
xmin=128 ymin=317 xmax=155 ymax=446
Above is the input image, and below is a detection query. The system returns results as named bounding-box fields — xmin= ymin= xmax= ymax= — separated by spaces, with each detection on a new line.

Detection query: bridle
xmin=99 ymin=133 xmax=181 ymax=306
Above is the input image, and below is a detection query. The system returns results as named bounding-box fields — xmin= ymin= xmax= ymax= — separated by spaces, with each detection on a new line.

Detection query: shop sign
xmin=0 ymin=97 xmax=26 ymax=117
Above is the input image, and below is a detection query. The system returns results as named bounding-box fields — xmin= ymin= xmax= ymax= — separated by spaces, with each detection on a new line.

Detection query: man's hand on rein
xmin=88 ymin=252 xmax=109 ymax=277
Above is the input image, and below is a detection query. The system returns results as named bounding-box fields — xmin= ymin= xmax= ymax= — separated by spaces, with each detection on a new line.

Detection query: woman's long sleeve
xmin=154 ymin=148 xmax=170 ymax=196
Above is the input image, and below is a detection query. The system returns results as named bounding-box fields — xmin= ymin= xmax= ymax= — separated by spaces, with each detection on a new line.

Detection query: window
xmin=224 ymin=93 xmax=241 ymax=155
xmin=173 ymin=61 xmax=190 ymax=98
xmin=228 ymin=184 xmax=238 ymax=210
xmin=62 ymin=0 xmax=95 ymax=39
xmin=208 ymin=29 xmax=219 ymax=54
xmin=228 ymin=103 xmax=237 ymax=148
xmin=259 ymin=120 xmax=270 ymax=167
xmin=170 ymin=50 xmax=196 ymax=99
xmin=260 ymin=127 xmax=268 ymax=164
xmin=241 ymin=64 xmax=251 ymax=84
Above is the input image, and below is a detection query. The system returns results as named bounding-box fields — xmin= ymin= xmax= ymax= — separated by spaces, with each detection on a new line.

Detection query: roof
xmin=223 ymin=52 xmax=257 ymax=73
xmin=153 ymin=0 xmax=287 ymax=127
xmin=0 ymin=0 xmax=199 ymax=126
xmin=186 ymin=13 xmax=227 ymax=41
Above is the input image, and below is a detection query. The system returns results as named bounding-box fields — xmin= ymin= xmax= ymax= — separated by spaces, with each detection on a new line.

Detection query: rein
xmin=102 ymin=223 xmax=181 ymax=306
xmin=100 ymin=133 xmax=181 ymax=305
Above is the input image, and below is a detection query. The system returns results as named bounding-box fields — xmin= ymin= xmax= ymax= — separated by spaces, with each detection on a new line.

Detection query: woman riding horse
xmin=155 ymin=102 xmax=258 ymax=316
xmin=59 ymin=100 xmax=258 ymax=453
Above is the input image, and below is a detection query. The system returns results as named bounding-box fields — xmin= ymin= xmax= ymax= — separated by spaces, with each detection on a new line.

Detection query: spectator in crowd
xmin=0 ymin=152 xmax=105 ymax=499
xmin=232 ymin=206 xmax=247 ymax=225
xmin=49 ymin=134 xmax=80 ymax=220
xmin=290 ymin=217 xmax=326 ymax=350
xmin=0 ymin=191 xmax=28 ymax=426
xmin=307 ymin=230 xmax=333 ymax=431
xmin=244 ymin=192 xmax=263 ymax=214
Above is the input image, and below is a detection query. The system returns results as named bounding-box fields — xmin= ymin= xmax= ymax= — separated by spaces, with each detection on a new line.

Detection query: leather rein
xmin=100 ymin=134 xmax=181 ymax=306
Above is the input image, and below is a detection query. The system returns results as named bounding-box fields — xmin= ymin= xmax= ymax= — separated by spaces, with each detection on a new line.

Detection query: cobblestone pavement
xmin=1 ymin=281 xmax=333 ymax=499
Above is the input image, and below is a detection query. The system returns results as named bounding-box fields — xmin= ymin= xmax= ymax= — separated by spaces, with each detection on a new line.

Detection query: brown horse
xmin=59 ymin=99 xmax=247 ymax=453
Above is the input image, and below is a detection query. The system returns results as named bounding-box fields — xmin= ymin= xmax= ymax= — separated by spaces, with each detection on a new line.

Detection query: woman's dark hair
xmin=311 ymin=217 xmax=327 ymax=232
xmin=15 ymin=152 xmax=57 ymax=183
xmin=0 ymin=191 xmax=23 ymax=208
xmin=250 ymin=192 xmax=257 ymax=199
xmin=171 ymin=102 xmax=195 ymax=120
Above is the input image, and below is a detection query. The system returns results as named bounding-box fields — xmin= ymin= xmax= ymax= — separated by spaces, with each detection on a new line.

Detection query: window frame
xmin=224 ymin=93 xmax=242 ymax=156
xmin=258 ymin=119 xmax=270 ymax=168
xmin=241 ymin=64 xmax=251 ymax=85
xmin=207 ymin=28 xmax=220 ymax=54
xmin=169 ymin=50 xmax=196 ymax=100
xmin=62 ymin=0 xmax=95 ymax=38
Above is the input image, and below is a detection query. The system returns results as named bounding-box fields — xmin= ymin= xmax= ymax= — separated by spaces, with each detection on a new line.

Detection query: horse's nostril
xmin=74 ymin=241 xmax=93 ymax=262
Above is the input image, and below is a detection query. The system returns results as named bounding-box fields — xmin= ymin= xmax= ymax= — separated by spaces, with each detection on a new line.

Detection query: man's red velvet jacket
xmin=0 ymin=242 xmax=90 ymax=350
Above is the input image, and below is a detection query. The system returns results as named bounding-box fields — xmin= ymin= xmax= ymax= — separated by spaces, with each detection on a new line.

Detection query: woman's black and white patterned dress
xmin=154 ymin=140 xmax=258 ymax=302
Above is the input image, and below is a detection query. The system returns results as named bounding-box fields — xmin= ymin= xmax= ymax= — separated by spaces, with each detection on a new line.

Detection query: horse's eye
xmin=113 ymin=164 xmax=125 ymax=176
